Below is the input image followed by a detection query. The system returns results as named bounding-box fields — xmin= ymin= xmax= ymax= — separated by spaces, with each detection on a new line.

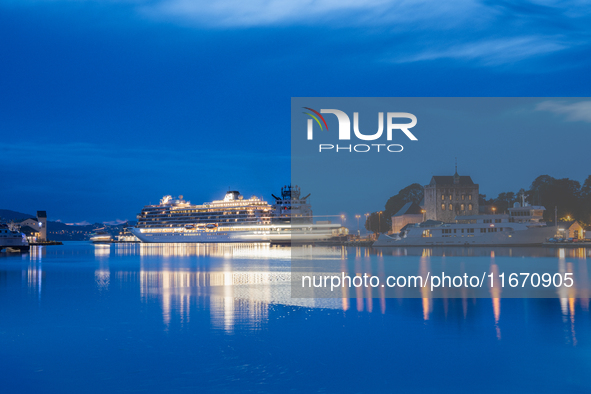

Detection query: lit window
xmin=461 ymin=195 xmax=465 ymax=200
xmin=441 ymin=204 xmax=445 ymax=210
xmin=469 ymin=195 xmax=472 ymax=200
xmin=449 ymin=195 xmax=452 ymax=200
xmin=449 ymin=204 xmax=453 ymax=210
xmin=461 ymin=204 xmax=465 ymax=210
xmin=441 ymin=195 xmax=444 ymax=201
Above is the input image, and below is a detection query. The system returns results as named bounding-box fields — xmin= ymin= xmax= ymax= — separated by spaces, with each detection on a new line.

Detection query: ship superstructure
xmin=136 ymin=192 xmax=272 ymax=229
xmin=130 ymin=187 xmax=347 ymax=244
xmin=271 ymin=185 xmax=312 ymax=224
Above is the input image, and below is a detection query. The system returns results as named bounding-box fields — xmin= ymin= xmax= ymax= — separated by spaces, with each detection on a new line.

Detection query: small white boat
xmin=0 ymin=224 xmax=30 ymax=252
xmin=90 ymin=231 xmax=113 ymax=243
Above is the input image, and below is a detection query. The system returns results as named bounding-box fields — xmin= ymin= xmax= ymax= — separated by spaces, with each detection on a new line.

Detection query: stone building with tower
xmin=424 ymin=172 xmax=479 ymax=223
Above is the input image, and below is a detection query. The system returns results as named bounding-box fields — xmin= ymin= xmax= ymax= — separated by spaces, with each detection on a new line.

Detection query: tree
xmin=581 ymin=176 xmax=591 ymax=226
xmin=582 ymin=175 xmax=591 ymax=198
xmin=490 ymin=191 xmax=518 ymax=213
xmin=364 ymin=211 xmax=390 ymax=235
xmin=527 ymin=175 xmax=582 ymax=222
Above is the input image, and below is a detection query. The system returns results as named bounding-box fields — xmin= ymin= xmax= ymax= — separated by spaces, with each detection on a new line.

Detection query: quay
xmin=543 ymin=242 xmax=591 ymax=248
xmin=30 ymin=241 xmax=63 ymax=246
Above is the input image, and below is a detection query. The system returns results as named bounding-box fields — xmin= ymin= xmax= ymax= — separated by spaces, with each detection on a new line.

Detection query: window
xmin=468 ymin=195 xmax=472 ymax=200
xmin=449 ymin=195 xmax=452 ymax=200
xmin=468 ymin=204 xmax=473 ymax=211
xmin=441 ymin=195 xmax=444 ymax=201
xmin=449 ymin=204 xmax=453 ymax=210
xmin=441 ymin=204 xmax=446 ymax=210
xmin=460 ymin=204 xmax=465 ymax=210
xmin=495 ymin=219 xmax=501 ymax=223
xmin=462 ymin=194 xmax=465 ymax=200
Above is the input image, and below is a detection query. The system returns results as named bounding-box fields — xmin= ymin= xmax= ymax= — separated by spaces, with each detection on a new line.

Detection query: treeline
xmin=365 ymin=175 xmax=591 ymax=234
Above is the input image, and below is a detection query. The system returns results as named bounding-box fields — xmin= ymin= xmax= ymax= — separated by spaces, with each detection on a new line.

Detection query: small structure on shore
xmin=391 ymin=202 xmax=424 ymax=234
xmin=557 ymin=221 xmax=586 ymax=239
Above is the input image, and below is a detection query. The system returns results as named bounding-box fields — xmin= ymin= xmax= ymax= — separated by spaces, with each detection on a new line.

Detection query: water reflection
xmin=1 ymin=242 xmax=589 ymax=345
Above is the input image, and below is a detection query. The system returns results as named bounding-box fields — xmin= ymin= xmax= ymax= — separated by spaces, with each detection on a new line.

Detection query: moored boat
xmin=0 ymin=224 xmax=30 ymax=252
xmin=374 ymin=203 xmax=557 ymax=247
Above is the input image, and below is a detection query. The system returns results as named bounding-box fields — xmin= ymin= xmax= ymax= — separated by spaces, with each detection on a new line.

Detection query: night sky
xmin=1 ymin=1 xmax=590 ymax=224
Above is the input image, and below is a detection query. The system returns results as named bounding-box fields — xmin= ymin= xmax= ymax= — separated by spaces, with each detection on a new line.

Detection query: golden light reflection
xmin=489 ymin=262 xmax=501 ymax=340
xmin=341 ymin=259 xmax=349 ymax=312
xmin=138 ymin=267 xmax=344 ymax=330
xmin=94 ymin=244 xmax=111 ymax=257
xmin=419 ymin=255 xmax=431 ymax=321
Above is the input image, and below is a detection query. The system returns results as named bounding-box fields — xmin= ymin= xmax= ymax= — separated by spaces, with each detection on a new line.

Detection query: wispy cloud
xmin=536 ymin=100 xmax=591 ymax=123
xmin=4 ymin=0 xmax=591 ymax=65
xmin=138 ymin=0 xmax=485 ymax=28
xmin=392 ymin=36 xmax=568 ymax=65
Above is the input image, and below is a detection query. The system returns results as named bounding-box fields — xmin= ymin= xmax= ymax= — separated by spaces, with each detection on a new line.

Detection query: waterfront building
xmin=20 ymin=225 xmax=40 ymax=243
xmin=424 ymin=170 xmax=479 ymax=223
xmin=37 ymin=211 xmax=47 ymax=241
xmin=556 ymin=221 xmax=585 ymax=239
xmin=391 ymin=202 xmax=423 ymax=234
xmin=16 ymin=218 xmax=41 ymax=231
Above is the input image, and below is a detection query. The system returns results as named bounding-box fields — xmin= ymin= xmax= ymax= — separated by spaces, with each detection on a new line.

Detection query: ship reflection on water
xmin=12 ymin=243 xmax=588 ymax=344
xmin=3 ymin=242 xmax=591 ymax=393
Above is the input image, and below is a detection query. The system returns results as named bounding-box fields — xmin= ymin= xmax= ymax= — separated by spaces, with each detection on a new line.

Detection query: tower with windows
xmin=424 ymin=170 xmax=479 ymax=223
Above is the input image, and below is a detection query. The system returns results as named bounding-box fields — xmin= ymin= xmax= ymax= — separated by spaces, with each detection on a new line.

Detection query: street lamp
xmin=364 ymin=213 xmax=369 ymax=235
xmin=378 ymin=211 xmax=383 ymax=234
xmin=341 ymin=214 xmax=345 ymax=226
xmin=492 ymin=207 xmax=496 ymax=215
xmin=421 ymin=209 xmax=426 ymax=222
xmin=355 ymin=214 xmax=361 ymax=236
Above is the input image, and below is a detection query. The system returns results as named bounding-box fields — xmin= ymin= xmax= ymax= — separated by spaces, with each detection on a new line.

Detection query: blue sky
xmin=1 ymin=0 xmax=590 ymax=223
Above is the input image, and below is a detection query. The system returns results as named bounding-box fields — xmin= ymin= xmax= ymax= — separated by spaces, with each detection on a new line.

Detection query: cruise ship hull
xmin=374 ymin=225 xmax=557 ymax=247
xmin=129 ymin=227 xmax=339 ymax=244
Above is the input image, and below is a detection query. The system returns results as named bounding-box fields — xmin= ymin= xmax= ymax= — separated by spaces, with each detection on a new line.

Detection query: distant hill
xmin=47 ymin=222 xmax=132 ymax=241
xmin=0 ymin=209 xmax=36 ymax=221
xmin=1 ymin=209 xmax=134 ymax=241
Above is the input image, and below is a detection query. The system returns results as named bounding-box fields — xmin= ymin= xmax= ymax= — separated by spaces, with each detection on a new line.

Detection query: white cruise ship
xmin=129 ymin=186 xmax=347 ymax=244
xmin=374 ymin=203 xmax=557 ymax=247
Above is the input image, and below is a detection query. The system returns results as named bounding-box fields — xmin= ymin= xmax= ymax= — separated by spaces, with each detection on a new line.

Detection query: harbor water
xmin=1 ymin=242 xmax=591 ymax=393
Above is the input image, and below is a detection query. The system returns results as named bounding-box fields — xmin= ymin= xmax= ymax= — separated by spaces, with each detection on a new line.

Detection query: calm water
xmin=1 ymin=242 xmax=590 ymax=393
